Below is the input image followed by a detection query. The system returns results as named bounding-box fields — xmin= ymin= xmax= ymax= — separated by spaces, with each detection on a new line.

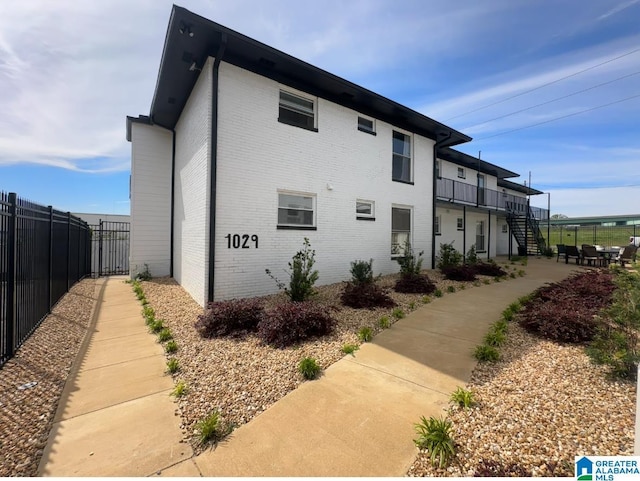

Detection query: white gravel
xmin=0 ymin=278 xmax=97 ymax=477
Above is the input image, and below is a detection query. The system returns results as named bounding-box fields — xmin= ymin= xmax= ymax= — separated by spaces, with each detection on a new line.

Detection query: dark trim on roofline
xmin=497 ymin=178 xmax=544 ymax=195
xmin=438 ymin=148 xmax=519 ymax=180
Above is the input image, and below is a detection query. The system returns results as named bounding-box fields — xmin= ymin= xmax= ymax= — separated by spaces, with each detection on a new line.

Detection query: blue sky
xmin=1 ymin=0 xmax=639 ymax=217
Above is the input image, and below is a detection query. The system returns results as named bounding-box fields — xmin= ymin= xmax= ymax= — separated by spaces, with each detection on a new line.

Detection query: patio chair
xmin=613 ymin=245 xmax=638 ymax=267
xmin=565 ymin=245 xmax=581 ymax=264
xmin=556 ymin=244 xmax=566 ymax=262
xmin=581 ymin=245 xmax=602 ymax=267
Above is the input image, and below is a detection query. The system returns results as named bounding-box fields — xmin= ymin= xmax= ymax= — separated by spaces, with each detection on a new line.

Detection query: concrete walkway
xmin=38 ymin=258 xmax=579 ymax=477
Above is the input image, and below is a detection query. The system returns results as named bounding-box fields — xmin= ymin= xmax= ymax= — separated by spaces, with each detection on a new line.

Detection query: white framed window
xmin=502 ymin=224 xmax=508 ymax=234
xmin=278 ymin=90 xmax=316 ymax=130
xmin=277 ymin=192 xmax=316 ymax=229
xmin=457 ymin=167 xmax=466 ymax=179
xmin=391 ymin=206 xmax=411 ymax=256
xmin=476 ymin=220 xmax=486 ymax=252
xmin=392 ymin=131 xmax=412 ymax=183
xmin=457 ymin=217 xmax=464 ymax=230
xmin=356 ymin=199 xmax=375 ymax=220
xmin=435 ymin=215 xmax=442 ymax=235
xmin=357 ymin=116 xmax=376 ymax=135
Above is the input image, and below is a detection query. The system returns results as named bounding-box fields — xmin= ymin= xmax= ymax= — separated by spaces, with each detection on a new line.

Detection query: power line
xmin=474 ymin=92 xmax=640 ymax=141
xmin=444 ymin=46 xmax=640 ymax=121
xmin=465 ymin=70 xmax=640 ymax=129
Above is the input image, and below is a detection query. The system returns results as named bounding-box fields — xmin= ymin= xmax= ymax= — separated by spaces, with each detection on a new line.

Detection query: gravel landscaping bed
xmin=139 ymin=267 xmax=507 ymax=452
xmin=0 ymin=278 xmax=97 ymax=477
xmin=407 ymin=322 xmax=636 ymax=477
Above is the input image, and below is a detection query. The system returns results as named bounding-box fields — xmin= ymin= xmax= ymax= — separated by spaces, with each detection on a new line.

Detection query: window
xmin=358 ymin=116 xmax=376 ymax=135
xmin=356 ymin=200 xmax=375 ymax=220
xmin=457 ymin=217 xmax=464 ymax=230
xmin=502 ymin=224 xmax=508 ymax=234
xmin=476 ymin=220 xmax=486 ymax=252
xmin=277 ymin=192 xmax=316 ymax=229
xmin=392 ymin=131 xmax=412 ymax=183
xmin=391 ymin=207 xmax=411 ymax=255
xmin=278 ymin=91 xmax=316 ymax=130
xmin=457 ymin=167 xmax=466 ymax=179
xmin=435 ymin=160 xmax=441 ymax=179
xmin=435 ymin=215 xmax=441 ymax=235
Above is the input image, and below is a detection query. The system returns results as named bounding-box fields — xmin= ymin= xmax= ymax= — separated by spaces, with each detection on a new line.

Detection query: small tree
xmin=437 ymin=242 xmax=462 ymax=270
xmin=396 ymin=240 xmax=424 ymax=276
xmin=266 ymin=237 xmax=319 ymax=302
xmin=465 ymin=245 xmax=478 ymax=265
xmin=349 ymin=259 xmax=375 ymax=286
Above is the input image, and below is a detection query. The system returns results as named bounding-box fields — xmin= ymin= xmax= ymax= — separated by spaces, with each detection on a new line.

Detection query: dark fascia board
xmin=145 ymin=5 xmax=471 ymax=147
xmin=497 ymin=178 xmax=544 ymax=195
xmin=438 ymin=147 xmax=519 ymax=179
xmin=126 ymin=115 xmax=152 ymax=142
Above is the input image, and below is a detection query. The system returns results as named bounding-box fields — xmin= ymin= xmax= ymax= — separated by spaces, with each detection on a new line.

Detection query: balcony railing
xmin=436 ymin=177 xmax=548 ymax=218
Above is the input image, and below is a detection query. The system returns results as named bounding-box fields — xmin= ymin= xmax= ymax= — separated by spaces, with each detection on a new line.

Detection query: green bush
xmin=166 ymin=358 xmax=180 ymax=374
xmin=149 ymin=318 xmax=164 ymax=333
xmin=483 ymin=329 xmax=506 ymax=347
xmin=434 ymin=289 xmax=443 ymax=298
xmin=349 ymin=259 xmax=375 ymax=285
xmin=165 ymin=340 xmax=178 ymax=354
xmin=265 ymin=237 xmax=319 ymax=302
xmin=298 ymin=357 xmax=321 ymax=380
xmin=171 ymin=380 xmax=188 ymax=397
xmin=437 ymin=242 xmax=463 ymax=270
xmin=446 ymin=285 xmax=456 ymax=293
xmin=422 ymin=295 xmax=432 ymax=304
xmin=358 ymin=326 xmax=373 ymax=342
xmin=392 ymin=308 xmax=405 ymax=319
xmin=158 ymin=328 xmax=173 ymax=342
xmin=450 ymin=387 xmax=475 ymax=409
xmin=196 ymin=411 xmax=223 ymax=445
xmin=396 ymin=240 xmax=424 ymax=276
xmin=474 ymin=345 xmax=500 ymax=362
xmin=341 ymin=344 xmax=359 ymax=356
xmin=378 ymin=316 xmax=391 ymax=329
xmin=465 ymin=245 xmax=478 ymax=265
xmin=413 ymin=416 xmax=456 ymax=468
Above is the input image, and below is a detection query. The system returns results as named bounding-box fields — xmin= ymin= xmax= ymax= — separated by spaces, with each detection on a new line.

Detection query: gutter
xmin=207 ymin=33 xmax=228 ymax=303
xmin=432 ymin=132 xmax=452 ymax=269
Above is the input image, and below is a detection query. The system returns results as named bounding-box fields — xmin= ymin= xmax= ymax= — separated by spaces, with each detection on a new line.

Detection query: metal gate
xmin=90 ymin=221 xmax=130 ymax=277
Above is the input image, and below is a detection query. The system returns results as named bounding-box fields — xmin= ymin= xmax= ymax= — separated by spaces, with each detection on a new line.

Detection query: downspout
xmin=432 ymin=132 xmax=452 ymax=269
xmin=170 ymin=130 xmax=175 ymax=277
xmin=207 ymin=33 xmax=228 ymax=303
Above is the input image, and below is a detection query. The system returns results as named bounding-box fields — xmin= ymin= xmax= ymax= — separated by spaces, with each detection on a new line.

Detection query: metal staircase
xmin=507 ymin=205 xmax=547 ymax=255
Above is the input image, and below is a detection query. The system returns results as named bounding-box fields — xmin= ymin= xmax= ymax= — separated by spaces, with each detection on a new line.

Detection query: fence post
xmin=6 ymin=193 xmax=17 ymax=359
xmin=98 ymin=220 xmax=103 ymax=277
xmin=66 ymin=212 xmax=71 ymax=291
xmin=48 ymin=206 xmax=53 ymax=310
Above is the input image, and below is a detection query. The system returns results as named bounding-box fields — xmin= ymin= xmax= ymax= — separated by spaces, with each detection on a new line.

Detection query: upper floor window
xmin=278 ymin=91 xmax=316 ymax=131
xmin=457 ymin=167 xmax=466 ymax=179
xmin=277 ymin=192 xmax=316 ymax=229
xmin=392 ymin=131 xmax=412 ymax=183
xmin=358 ymin=116 xmax=376 ymax=135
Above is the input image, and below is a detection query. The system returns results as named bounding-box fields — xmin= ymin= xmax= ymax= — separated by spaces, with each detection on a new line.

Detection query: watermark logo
xmin=575 ymin=456 xmax=640 ymax=481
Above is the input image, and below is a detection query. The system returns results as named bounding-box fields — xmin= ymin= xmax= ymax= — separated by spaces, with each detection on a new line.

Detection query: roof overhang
xmin=438 ymin=148 xmax=519 ymax=179
xmin=497 ymin=178 xmax=544 ymax=195
xmin=138 ymin=5 xmax=470 ymax=147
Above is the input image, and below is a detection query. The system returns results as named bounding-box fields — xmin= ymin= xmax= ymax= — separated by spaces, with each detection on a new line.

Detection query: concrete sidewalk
xmin=37 ymin=258 xmax=578 ymax=477
xmin=38 ymin=276 xmax=197 ymax=477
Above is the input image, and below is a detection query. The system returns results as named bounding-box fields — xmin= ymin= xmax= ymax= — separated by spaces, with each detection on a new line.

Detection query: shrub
xmin=442 ymin=265 xmax=477 ymax=282
xmin=422 ymin=296 xmax=432 ymax=304
xmin=341 ymin=282 xmax=396 ymax=309
xmin=298 ymin=357 xmax=321 ymax=380
xmin=413 ymin=416 xmax=455 ymax=468
xmin=474 ymin=345 xmax=500 ymax=362
xmin=158 ymin=328 xmax=173 ymax=342
xmin=342 ymin=344 xmax=359 ymax=355
xmin=518 ymin=270 xmax=615 ymax=343
xmin=450 ymin=387 xmax=475 ymax=409
xmin=196 ymin=411 xmax=222 ymax=445
xmin=396 ymin=240 xmax=424 ymax=276
xmin=392 ymin=308 xmax=405 ymax=320
xmin=258 ymin=301 xmax=335 ymax=348
xmin=483 ymin=329 xmax=506 ymax=347
xmin=465 ymin=245 xmax=478 ymax=265
xmin=434 ymin=289 xmax=443 ymax=298
xmin=171 ymin=380 xmax=188 ymax=398
xmin=195 ymin=298 xmax=264 ymax=338
xmin=493 ymin=318 xmax=508 ymax=334
xmin=447 ymin=285 xmax=456 ymax=293
xmin=265 ymin=237 xmax=319 ymax=302
xmin=437 ymin=242 xmax=463 ymax=270
xmin=395 ymin=273 xmax=436 ymax=294
xmin=149 ymin=318 xmax=164 ymax=333
xmin=142 ymin=306 xmax=155 ymax=323
xmin=541 ymin=246 xmax=554 ymax=258
xmin=166 ymin=358 xmax=180 ymax=374
xmin=135 ymin=263 xmax=152 ymax=281
xmin=349 ymin=259 xmax=375 ymax=286
xmin=473 ymin=261 xmax=507 ymax=277
xmin=165 ymin=340 xmax=178 ymax=354
xmin=378 ymin=316 xmax=391 ymax=329
xmin=358 ymin=326 xmax=373 ymax=342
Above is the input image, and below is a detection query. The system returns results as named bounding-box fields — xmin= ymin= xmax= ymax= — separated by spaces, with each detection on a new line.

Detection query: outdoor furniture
xmin=556 ymin=244 xmax=566 ymax=262
xmin=581 ymin=245 xmax=602 ymax=267
xmin=613 ymin=245 xmax=638 ymax=267
xmin=565 ymin=245 xmax=581 ymax=264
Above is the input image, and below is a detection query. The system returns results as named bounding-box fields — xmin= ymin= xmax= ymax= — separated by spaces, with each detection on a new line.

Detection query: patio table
xmin=596 ymin=248 xmax=620 ymax=265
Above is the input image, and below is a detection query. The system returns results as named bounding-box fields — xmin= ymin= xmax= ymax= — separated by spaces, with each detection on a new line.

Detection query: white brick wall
xmin=212 ymin=62 xmax=437 ymax=301
xmin=436 ymin=207 xmax=498 ymax=260
xmin=129 ymin=123 xmax=172 ymax=278
xmin=173 ymin=58 xmax=213 ymax=307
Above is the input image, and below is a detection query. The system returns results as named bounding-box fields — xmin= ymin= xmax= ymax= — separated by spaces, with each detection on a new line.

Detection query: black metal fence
xmin=544 ymin=224 xmax=640 ymax=250
xmin=90 ymin=221 xmax=130 ymax=277
xmin=0 ymin=192 xmax=91 ymax=367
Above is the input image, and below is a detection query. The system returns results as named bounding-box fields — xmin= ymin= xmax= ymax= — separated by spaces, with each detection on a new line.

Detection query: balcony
xmin=436 ymin=177 xmax=548 ymax=219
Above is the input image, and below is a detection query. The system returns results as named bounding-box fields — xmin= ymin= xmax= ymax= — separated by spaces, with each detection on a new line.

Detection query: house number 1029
xmin=224 ymin=234 xmax=258 ymax=249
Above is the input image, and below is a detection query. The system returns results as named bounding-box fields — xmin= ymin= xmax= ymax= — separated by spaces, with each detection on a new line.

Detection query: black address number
xmin=225 ymin=234 xmax=258 ymax=249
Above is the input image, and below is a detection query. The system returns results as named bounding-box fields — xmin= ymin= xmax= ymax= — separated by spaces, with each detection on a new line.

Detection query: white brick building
xmin=127 ymin=6 xmax=546 ymax=306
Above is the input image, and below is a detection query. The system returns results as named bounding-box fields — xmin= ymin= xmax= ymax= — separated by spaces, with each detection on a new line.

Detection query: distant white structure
xmin=72 ymin=213 xmax=130 ymax=226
